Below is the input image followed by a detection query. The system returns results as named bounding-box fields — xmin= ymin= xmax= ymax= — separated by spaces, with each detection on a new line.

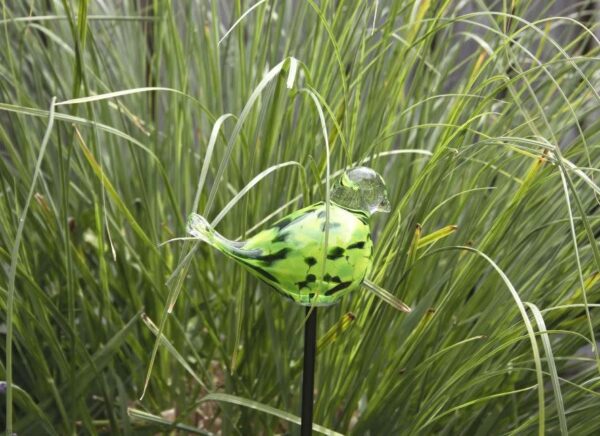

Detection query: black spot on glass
xmin=305 ymin=256 xmax=317 ymax=266
xmin=273 ymin=217 xmax=291 ymax=230
xmin=324 ymin=273 xmax=342 ymax=283
xmin=258 ymin=248 xmax=291 ymax=265
xmin=327 ymin=246 xmax=345 ymax=260
xmin=272 ymin=232 xmax=288 ymax=243
xmin=296 ymin=280 xmax=309 ymax=289
xmin=246 ymin=264 xmax=279 ymax=284
xmin=325 ymin=281 xmax=352 ymax=296
xmin=321 ymin=222 xmax=342 ymax=231
xmin=347 ymin=241 xmax=365 ymax=250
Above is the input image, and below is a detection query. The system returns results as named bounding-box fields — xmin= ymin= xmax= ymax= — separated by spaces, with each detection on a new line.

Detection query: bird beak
xmin=378 ymin=198 xmax=391 ymax=213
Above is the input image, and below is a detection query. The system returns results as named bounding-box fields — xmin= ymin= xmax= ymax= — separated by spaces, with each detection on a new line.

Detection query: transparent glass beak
xmin=377 ymin=198 xmax=391 ymax=213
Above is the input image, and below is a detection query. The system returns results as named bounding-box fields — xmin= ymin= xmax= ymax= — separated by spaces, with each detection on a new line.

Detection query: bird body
xmin=188 ymin=201 xmax=373 ymax=305
xmin=186 ymin=167 xmax=411 ymax=312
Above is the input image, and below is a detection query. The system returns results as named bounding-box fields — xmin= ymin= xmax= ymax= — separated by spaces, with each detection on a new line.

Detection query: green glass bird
xmin=187 ymin=167 xmax=411 ymax=312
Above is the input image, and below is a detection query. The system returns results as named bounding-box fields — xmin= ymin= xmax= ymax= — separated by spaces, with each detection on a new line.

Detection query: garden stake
xmin=301 ymin=306 xmax=318 ymax=435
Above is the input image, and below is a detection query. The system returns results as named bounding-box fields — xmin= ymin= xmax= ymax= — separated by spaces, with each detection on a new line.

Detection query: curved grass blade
xmin=362 ymin=279 xmax=412 ymax=313
xmin=200 ymin=393 xmax=343 ymax=436
xmin=127 ymin=408 xmax=212 ymax=435
xmin=525 ymin=303 xmax=568 ymax=435
xmin=5 ymin=98 xmax=56 ymax=434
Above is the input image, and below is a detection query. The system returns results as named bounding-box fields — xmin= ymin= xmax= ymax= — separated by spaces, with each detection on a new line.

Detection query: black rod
xmin=301 ymin=306 xmax=317 ymax=436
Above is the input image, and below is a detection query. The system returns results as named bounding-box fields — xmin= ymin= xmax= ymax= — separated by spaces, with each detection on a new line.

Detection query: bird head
xmin=330 ymin=166 xmax=391 ymax=215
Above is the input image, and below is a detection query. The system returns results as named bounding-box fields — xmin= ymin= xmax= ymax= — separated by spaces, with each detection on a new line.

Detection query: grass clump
xmin=1 ymin=0 xmax=600 ymax=434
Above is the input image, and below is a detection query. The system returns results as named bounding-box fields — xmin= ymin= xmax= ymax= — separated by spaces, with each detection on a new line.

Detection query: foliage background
xmin=1 ymin=0 xmax=600 ymax=434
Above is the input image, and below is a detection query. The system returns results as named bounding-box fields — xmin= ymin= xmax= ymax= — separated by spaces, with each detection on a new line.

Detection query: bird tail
xmin=186 ymin=213 xmax=213 ymax=241
xmin=186 ymin=213 xmax=250 ymax=256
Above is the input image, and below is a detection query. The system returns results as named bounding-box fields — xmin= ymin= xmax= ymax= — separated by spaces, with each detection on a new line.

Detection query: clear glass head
xmin=330 ymin=166 xmax=391 ymax=215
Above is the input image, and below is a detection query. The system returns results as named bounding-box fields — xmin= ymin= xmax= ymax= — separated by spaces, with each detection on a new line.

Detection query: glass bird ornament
xmin=187 ymin=167 xmax=411 ymax=312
